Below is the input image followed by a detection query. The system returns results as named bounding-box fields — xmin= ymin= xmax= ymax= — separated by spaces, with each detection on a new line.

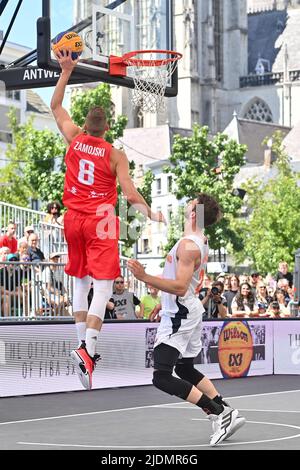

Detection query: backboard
xmin=47 ymin=0 xmax=176 ymax=92
xmin=0 ymin=0 xmax=178 ymax=97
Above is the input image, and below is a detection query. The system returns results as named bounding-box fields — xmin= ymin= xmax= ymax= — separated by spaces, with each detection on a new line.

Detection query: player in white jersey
xmin=128 ymin=193 xmax=245 ymax=446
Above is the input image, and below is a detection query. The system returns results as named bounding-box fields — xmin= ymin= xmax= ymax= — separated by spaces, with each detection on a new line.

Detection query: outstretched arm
xmin=128 ymin=239 xmax=198 ymax=297
xmin=51 ymin=50 xmax=81 ymax=145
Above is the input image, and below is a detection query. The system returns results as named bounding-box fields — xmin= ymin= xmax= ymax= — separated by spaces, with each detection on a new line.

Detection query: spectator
xmin=0 ymin=253 xmax=29 ymax=316
xmin=16 ymin=241 xmax=29 ymax=261
xmin=0 ymin=246 xmax=10 ymax=261
xmin=28 ymin=233 xmax=45 ymax=263
xmin=273 ymin=288 xmax=290 ymax=316
xmin=276 ymin=261 xmax=293 ymax=288
xmin=287 ymin=288 xmax=298 ymax=317
xmin=200 ymin=281 xmax=228 ymax=319
xmin=0 ymin=222 xmax=18 ymax=254
xmin=265 ymin=272 xmax=277 ymax=290
xmin=239 ymin=274 xmax=249 ymax=285
xmin=231 ymin=282 xmax=258 ymax=318
xmin=249 ymin=272 xmax=260 ymax=295
xmin=44 ymin=201 xmax=62 ymax=225
xmin=223 ymin=276 xmax=230 ymax=292
xmin=266 ymin=286 xmax=275 ymax=300
xmin=111 ymin=275 xmax=142 ymax=320
xmin=267 ymin=301 xmax=285 ymax=318
xmin=140 ymin=285 xmax=161 ymax=319
xmin=18 ymin=225 xmax=35 ymax=247
xmin=41 ymin=252 xmax=70 ymax=315
xmin=277 ymin=278 xmax=291 ymax=304
xmin=223 ymin=275 xmax=239 ymax=315
xmin=256 ymin=282 xmax=271 ymax=309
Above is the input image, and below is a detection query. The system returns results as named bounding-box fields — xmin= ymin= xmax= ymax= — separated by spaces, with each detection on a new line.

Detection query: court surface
xmin=0 ymin=375 xmax=300 ymax=450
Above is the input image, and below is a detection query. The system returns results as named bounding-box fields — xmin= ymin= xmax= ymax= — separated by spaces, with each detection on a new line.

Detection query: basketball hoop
xmin=110 ymin=50 xmax=182 ymax=113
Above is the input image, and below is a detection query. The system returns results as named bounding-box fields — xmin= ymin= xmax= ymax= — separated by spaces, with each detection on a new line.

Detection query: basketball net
xmin=124 ymin=51 xmax=181 ymax=113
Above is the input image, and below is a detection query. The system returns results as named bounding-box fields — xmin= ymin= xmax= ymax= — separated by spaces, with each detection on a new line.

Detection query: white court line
xmin=1 ymin=388 xmax=300 ymax=427
xmin=17 ymin=420 xmax=300 ymax=449
xmin=157 ymin=406 xmax=300 ymax=413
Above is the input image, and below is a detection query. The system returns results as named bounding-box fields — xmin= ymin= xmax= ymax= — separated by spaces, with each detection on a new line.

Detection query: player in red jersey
xmin=51 ymin=50 xmax=165 ymax=390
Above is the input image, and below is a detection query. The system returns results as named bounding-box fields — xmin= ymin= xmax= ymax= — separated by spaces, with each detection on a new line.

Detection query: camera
xmin=211 ymin=286 xmax=219 ymax=295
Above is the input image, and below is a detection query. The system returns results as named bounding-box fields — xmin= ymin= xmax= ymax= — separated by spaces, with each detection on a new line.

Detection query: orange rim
xmin=121 ymin=49 xmax=182 ymax=67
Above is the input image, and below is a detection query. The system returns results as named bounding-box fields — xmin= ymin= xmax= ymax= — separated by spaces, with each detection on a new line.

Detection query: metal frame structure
xmin=0 ymin=0 xmax=178 ymax=96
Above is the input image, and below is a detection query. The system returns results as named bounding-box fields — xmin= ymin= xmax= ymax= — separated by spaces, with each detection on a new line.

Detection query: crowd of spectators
xmin=198 ymin=261 xmax=297 ymax=319
xmin=0 ymin=208 xmax=299 ymax=320
xmin=0 ymin=202 xmax=67 ymax=317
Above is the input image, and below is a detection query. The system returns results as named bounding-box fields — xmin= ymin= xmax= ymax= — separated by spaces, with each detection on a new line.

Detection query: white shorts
xmin=154 ymin=301 xmax=203 ymax=358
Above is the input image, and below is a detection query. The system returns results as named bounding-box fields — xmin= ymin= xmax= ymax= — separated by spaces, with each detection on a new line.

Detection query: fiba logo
xmin=218 ymin=321 xmax=253 ymax=378
xmin=0 ymin=340 xmax=6 ymax=365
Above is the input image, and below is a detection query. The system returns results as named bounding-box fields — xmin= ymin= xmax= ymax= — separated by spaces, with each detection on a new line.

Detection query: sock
xmin=213 ymin=394 xmax=229 ymax=407
xmin=85 ymin=328 xmax=99 ymax=358
xmin=196 ymin=394 xmax=224 ymax=415
xmin=75 ymin=322 xmax=86 ymax=347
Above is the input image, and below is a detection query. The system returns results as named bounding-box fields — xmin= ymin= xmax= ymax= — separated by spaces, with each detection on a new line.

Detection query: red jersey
xmin=63 ymin=133 xmax=117 ymax=215
xmin=0 ymin=235 xmax=17 ymax=253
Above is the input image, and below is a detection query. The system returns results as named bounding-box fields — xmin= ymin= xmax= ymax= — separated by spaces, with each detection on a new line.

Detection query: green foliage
xmin=70 ymin=83 xmax=128 ymax=143
xmin=164 ymin=125 xmax=247 ymax=256
xmin=1 ymin=84 xmax=128 ymax=208
xmin=234 ymin=132 xmax=300 ymax=273
xmin=38 ymin=172 xmax=66 ymax=207
xmin=0 ymin=109 xmax=65 ymax=206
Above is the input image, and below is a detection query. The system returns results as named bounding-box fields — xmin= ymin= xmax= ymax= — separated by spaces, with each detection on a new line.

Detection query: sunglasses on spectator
xmin=115 ymin=280 xmax=124 ymax=284
xmin=51 ymin=206 xmax=58 ymax=210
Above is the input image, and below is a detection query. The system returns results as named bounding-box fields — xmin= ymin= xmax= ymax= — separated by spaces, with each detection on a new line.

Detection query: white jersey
xmin=160 ymin=234 xmax=209 ymax=318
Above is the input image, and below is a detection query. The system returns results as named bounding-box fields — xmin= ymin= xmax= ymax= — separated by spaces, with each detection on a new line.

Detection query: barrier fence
xmin=0 ymin=257 xmax=141 ymax=320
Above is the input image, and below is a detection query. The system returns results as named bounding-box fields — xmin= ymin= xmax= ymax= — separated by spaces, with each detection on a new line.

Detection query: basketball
xmin=52 ymin=31 xmax=84 ymax=60
xmin=218 ymin=321 xmax=253 ymax=378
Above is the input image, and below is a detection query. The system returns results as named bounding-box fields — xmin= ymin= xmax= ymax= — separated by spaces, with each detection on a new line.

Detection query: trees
xmin=0 ymin=84 xmax=128 ymax=207
xmin=163 ymin=125 xmax=247 ymax=257
xmin=234 ymin=131 xmax=300 ymax=272
xmin=1 ymin=85 xmax=153 ymax=252
xmin=0 ymin=109 xmax=65 ymax=206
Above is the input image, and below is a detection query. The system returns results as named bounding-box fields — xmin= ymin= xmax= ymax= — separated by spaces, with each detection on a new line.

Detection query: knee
xmin=174 ymin=361 xmax=204 ymax=386
xmin=152 ymin=370 xmax=172 ymax=393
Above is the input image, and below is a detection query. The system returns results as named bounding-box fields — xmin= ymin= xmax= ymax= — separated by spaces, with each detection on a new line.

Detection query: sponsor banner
xmin=194 ymin=320 xmax=273 ymax=379
xmin=0 ymin=323 xmax=158 ymax=397
xmin=274 ymin=320 xmax=300 ymax=374
xmin=0 ymin=320 xmax=274 ymax=397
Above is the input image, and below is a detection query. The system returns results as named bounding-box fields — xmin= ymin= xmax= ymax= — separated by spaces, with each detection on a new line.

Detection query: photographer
xmin=199 ymin=281 xmax=228 ymax=319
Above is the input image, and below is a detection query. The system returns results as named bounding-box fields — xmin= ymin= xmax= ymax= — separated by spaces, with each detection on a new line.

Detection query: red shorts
xmin=63 ymin=209 xmax=121 ymax=280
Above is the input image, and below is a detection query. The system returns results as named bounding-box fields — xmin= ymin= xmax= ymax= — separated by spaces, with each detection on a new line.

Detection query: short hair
xmin=212 ymin=280 xmax=224 ymax=292
xmin=194 ymin=193 xmax=223 ymax=228
xmin=85 ymin=106 xmax=107 ymax=136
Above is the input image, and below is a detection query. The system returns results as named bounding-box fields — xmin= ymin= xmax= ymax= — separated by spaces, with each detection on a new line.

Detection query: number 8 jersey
xmin=63 ymin=133 xmax=118 ymax=215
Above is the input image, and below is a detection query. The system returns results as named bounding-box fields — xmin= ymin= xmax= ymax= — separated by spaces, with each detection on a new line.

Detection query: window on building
xmin=167 ymin=176 xmax=173 ymax=193
xmin=143 ymin=239 xmax=150 ymax=253
xmin=156 ymin=178 xmax=162 ymax=195
xmin=213 ymin=0 xmax=223 ymax=82
xmin=6 ymin=90 xmax=20 ymax=101
xmin=0 ymin=131 xmax=13 ymax=143
xmin=167 ymin=204 xmax=173 ymax=222
xmin=244 ymin=99 xmax=273 ymax=123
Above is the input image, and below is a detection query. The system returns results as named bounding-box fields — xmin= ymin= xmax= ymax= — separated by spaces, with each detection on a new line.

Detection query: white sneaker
xmin=209 ymin=406 xmax=239 ymax=446
xmin=208 ymin=413 xmax=246 ymax=440
xmin=226 ymin=415 xmax=246 ymax=439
